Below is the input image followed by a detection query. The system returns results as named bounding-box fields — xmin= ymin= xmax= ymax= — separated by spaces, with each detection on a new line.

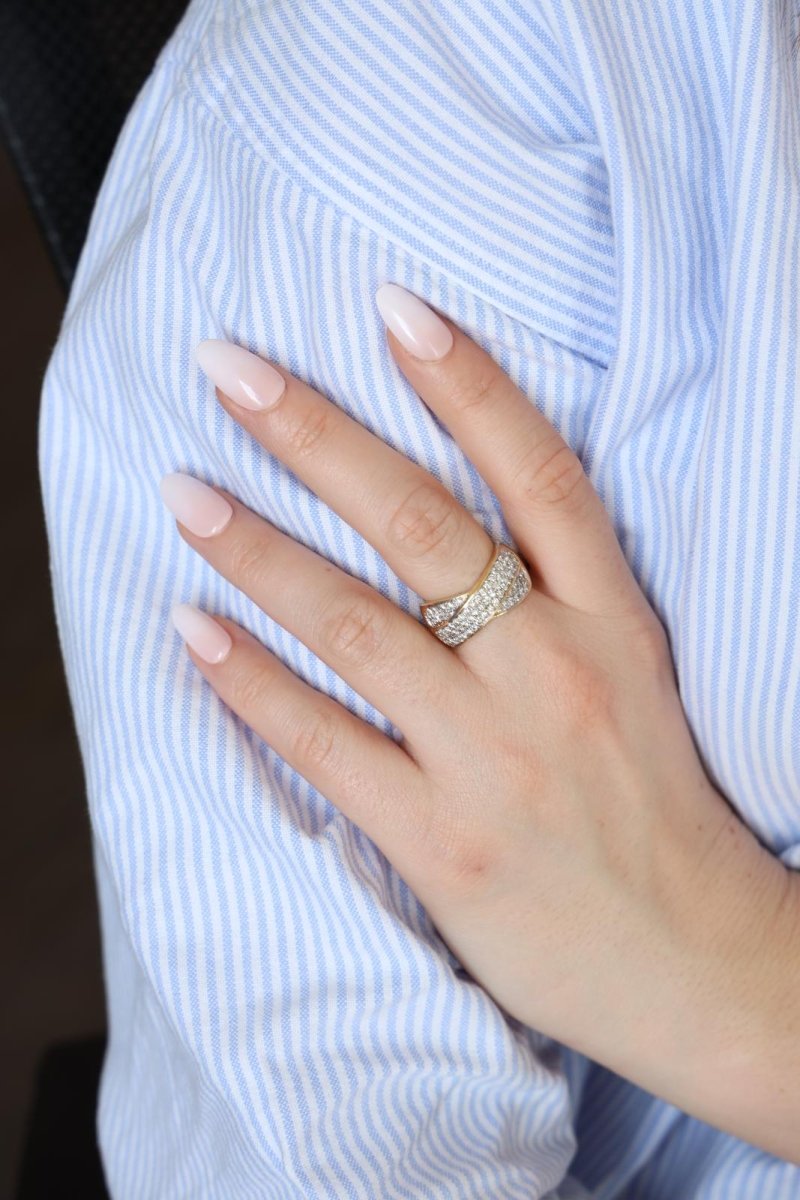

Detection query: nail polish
xmin=195 ymin=340 xmax=286 ymax=411
xmin=171 ymin=603 xmax=232 ymax=664
xmin=375 ymin=283 xmax=454 ymax=361
xmin=160 ymin=473 xmax=233 ymax=537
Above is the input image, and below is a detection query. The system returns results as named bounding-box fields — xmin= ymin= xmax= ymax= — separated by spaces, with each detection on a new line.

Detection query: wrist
xmin=641 ymin=800 xmax=800 ymax=1160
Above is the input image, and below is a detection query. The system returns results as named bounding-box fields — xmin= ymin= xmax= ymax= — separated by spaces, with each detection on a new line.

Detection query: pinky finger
xmin=170 ymin=604 xmax=427 ymax=855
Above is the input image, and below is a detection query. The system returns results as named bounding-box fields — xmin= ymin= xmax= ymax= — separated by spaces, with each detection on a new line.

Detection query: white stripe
xmin=38 ymin=0 xmax=800 ymax=1194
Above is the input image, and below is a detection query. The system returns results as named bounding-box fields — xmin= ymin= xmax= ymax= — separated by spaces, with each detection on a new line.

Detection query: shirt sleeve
xmin=37 ymin=14 xmax=606 ymax=1199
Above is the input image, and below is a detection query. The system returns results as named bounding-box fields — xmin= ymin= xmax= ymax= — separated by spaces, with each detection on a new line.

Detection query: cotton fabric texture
xmin=39 ymin=0 xmax=800 ymax=1195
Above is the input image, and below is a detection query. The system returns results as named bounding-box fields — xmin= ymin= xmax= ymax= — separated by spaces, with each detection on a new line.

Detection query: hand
xmin=160 ymin=284 xmax=798 ymax=1157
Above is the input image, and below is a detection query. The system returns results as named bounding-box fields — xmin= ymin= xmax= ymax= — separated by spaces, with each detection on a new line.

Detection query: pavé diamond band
xmin=420 ymin=542 xmax=533 ymax=648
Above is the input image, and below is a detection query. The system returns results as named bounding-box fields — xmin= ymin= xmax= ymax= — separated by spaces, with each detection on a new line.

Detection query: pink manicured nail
xmin=160 ymin=473 xmax=233 ymax=537
xmin=195 ymin=339 xmax=287 ymax=411
xmin=375 ymin=284 xmax=454 ymax=361
xmin=171 ymin=603 xmax=232 ymax=664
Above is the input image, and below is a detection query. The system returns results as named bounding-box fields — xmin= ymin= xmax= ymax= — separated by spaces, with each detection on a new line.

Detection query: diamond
xmin=426 ymin=547 xmax=531 ymax=646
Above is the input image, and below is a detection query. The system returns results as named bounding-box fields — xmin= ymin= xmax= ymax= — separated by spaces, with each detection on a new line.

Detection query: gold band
xmin=420 ymin=542 xmax=532 ymax=647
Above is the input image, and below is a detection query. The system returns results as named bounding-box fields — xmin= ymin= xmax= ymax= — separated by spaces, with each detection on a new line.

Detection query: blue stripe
xmin=38 ymin=0 xmax=800 ymax=1194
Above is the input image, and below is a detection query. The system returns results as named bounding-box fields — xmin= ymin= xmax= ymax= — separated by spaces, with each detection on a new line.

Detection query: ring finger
xmin=193 ymin=339 xmax=508 ymax=634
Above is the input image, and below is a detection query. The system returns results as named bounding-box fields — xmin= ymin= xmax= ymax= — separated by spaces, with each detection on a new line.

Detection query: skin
xmin=170 ymin=309 xmax=800 ymax=1164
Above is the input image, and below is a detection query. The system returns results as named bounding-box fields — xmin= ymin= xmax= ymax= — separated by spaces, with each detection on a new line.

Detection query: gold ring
xmin=420 ymin=542 xmax=533 ymax=647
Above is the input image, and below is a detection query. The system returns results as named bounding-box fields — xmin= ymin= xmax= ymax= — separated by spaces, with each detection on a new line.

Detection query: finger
xmin=171 ymin=606 xmax=428 ymax=866
xmin=375 ymin=284 xmax=646 ymax=619
xmin=194 ymin=338 xmax=501 ymax=616
xmin=160 ymin=474 xmax=474 ymax=766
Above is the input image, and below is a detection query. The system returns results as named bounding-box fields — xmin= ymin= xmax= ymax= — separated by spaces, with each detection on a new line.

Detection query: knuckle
xmin=386 ymin=479 xmax=463 ymax=560
xmin=444 ymin=842 xmax=496 ymax=895
xmin=510 ymin=436 xmax=588 ymax=515
xmin=228 ymin=660 xmax=268 ymax=715
xmin=227 ymin=535 xmax=268 ymax=590
xmin=424 ymin=813 xmax=498 ymax=896
xmin=547 ymin=640 xmax=615 ymax=731
xmin=289 ymin=706 xmax=340 ymax=772
xmin=282 ymin=403 xmax=331 ymax=460
xmin=570 ymin=668 xmax=615 ymax=731
xmin=447 ymin=367 xmax=497 ymax=415
xmin=319 ymin=592 xmax=387 ymax=669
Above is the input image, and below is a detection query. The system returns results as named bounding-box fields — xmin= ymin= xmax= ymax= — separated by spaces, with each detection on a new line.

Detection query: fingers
xmin=194 ymin=338 xmax=498 ymax=611
xmin=375 ymin=284 xmax=646 ymax=618
xmin=172 ymin=607 xmax=427 ymax=858
xmin=160 ymin=474 xmax=473 ymax=765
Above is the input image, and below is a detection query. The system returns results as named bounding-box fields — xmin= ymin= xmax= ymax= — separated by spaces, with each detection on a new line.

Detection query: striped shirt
xmin=39 ymin=0 xmax=800 ymax=1195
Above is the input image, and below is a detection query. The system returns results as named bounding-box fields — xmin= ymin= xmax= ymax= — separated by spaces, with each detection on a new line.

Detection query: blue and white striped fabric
xmin=39 ymin=0 xmax=800 ymax=1195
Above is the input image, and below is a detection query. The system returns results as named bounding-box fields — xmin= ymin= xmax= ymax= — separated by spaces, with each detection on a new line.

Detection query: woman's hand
xmin=161 ymin=284 xmax=799 ymax=1160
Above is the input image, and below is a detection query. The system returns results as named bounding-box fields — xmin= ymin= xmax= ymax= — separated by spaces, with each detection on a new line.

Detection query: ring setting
xmin=420 ymin=542 xmax=533 ymax=647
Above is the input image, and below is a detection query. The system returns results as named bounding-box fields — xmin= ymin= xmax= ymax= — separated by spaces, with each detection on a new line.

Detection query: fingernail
xmin=375 ymin=284 xmax=453 ymax=361
xmin=160 ymin=472 xmax=233 ymax=537
xmin=195 ymin=339 xmax=287 ymax=411
xmin=171 ymin=603 xmax=232 ymax=664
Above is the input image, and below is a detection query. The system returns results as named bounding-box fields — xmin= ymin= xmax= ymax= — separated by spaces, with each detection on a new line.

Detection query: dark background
xmin=1 ymin=2 xmax=189 ymax=1192
xmin=0 ymin=133 xmax=105 ymax=1197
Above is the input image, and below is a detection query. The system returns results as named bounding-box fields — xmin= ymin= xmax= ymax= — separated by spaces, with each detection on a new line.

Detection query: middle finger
xmin=194 ymin=339 xmax=498 ymax=608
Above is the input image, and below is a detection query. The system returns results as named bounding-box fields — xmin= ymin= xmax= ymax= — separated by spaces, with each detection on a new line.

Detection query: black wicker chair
xmin=0 ymin=0 xmax=189 ymax=292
